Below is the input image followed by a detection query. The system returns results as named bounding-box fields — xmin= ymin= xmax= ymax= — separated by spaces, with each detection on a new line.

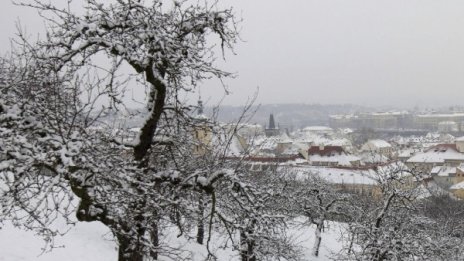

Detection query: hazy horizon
xmin=2 ymin=1 xmax=464 ymax=108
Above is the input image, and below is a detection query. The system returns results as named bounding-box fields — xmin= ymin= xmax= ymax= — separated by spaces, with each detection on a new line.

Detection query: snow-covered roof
xmin=309 ymin=154 xmax=361 ymax=167
xmin=326 ymin=138 xmax=352 ymax=147
xmin=364 ymin=139 xmax=392 ymax=149
xmin=225 ymin=135 xmax=245 ymax=157
xmin=456 ymin=136 xmax=464 ymax=142
xmin=254 ymin=133 xmax=294 ymax=152
xmin=430 ymin=166 xmax=456 ymax=177
xmin=398 ymin=149 xmax=416 ymax=158
xmin=281 ymin=146 xmax=301 ymax=156
xmin=292 ymin=134 xmax=331 ymax=147
xmin=450 ymin=181 xmax=464 ymax=190
xmin=407 ymin=144 xmax=464 ymax=163
xmin=258 ymin=137 xmax=278 ymax=151
xmin=302 ymin=126 xmax=333 ymax=132
xmin=292 ymin=166 xmax=377 ymax=185
xmin=417 ymin=113 xmax=464 ymax=118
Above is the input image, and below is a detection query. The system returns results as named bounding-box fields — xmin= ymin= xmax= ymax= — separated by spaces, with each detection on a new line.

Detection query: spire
xmin=269 ymin=114 xmax=276 ymax=129
xmin=197 ymin=95 xmax=204 ymax=115
xmin=265 ymin=113 xmax=280 ymax=137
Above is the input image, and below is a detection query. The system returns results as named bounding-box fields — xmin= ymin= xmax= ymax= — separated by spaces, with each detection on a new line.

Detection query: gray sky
xmin=2 ymin=1 xmax=464 ymax=108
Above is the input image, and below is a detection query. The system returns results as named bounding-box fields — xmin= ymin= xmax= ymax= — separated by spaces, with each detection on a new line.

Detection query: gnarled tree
xmin=0 ymin=1 xmax=297 ymax=261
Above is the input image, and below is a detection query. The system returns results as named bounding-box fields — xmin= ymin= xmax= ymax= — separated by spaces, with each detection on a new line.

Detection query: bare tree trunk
xmin=117 ymin=234 xmax=144 ymax=261
xmin=312 ymin=221 xmax=324 ymax=257
xmin=150 ymin=222 xmax=159 ymax=260
xmin=240 ymin=229 xmax=256 ymax=261
xmin=347 ymin=231 xmax=355 ymax=255
xmin=197 ymin=195 xmax=205 ymax=245
xmin=72 ymin=178 xmax=146 ymax=261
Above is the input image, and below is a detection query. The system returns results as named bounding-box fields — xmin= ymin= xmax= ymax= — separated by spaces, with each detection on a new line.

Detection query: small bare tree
xmin=294 ymin=176 xmax=349 ymax=257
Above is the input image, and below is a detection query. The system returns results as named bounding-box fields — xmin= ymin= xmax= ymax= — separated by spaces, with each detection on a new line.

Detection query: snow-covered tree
xmin=264 ymin=168 xmax=351 ymax=258
xmin=340 ymin=165 xmax=463 ymax=260
xmin=293 ymin=176 xmax=349 ymax=257
xmin=0 ymin=1 xmax=293 ymax=260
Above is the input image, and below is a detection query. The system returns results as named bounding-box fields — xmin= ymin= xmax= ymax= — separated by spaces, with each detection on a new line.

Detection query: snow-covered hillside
xmin=1 ymin=220 xmax=345 ymax=261
xmin=0 ymin=221 xmax=117 ymax=261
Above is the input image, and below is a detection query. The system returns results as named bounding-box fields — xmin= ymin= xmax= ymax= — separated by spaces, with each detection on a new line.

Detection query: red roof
xmin=223 ymin=155 xmax=302 ymax=163
xmin=307 ymin=146 xmax=345 ymax=156
xmin=244 ymin=155 xmax=301 ymax=162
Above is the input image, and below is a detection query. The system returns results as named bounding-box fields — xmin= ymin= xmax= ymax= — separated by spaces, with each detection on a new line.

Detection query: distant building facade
xmin=413 ymin=113 xmax=464 ymax=131
xmin=329 ymin=111 xmax=464 ymax=131
xmin=329 ymin=112 xmax=413 ymax=130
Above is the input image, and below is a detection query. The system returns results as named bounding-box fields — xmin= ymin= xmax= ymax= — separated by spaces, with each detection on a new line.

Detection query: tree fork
xmin=133 ymin=64 xmax=167 ymax=162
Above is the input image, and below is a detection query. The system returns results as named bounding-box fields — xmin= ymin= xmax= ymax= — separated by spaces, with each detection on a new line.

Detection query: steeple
xmin=265 ymin=113 xmax=280 ymax=137
xmin=268 ymin=113 xmax=276 ymax=129
xmin=197 ymin=97 xmax=204 ymax=115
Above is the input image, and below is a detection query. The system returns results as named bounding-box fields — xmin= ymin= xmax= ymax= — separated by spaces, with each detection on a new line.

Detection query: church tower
xmin=265 ymin=113 xmax=280 ymax=137
xmin=192 ymin=96 xmax=212 ymax=156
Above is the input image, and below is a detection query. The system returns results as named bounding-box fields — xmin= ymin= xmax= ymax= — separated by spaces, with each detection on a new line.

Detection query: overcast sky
xmin=2 ymin=1 xmax=464 ymax=108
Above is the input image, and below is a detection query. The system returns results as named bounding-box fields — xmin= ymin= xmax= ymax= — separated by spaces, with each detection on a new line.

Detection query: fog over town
xmin=2 ymin=1 xmax=464 ymax=261
xmin=3 ymin=1 xmax=464 ymax=107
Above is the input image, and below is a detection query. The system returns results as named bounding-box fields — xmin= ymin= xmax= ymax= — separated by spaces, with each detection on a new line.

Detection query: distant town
xmin=200 ymin=105 xmax=464 ymax=200
xmin=103 ymin=103 xmax=464 ymax=202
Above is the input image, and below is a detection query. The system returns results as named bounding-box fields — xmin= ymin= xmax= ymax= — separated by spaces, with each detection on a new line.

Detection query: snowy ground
xmin=0 ymin=219 xmax=345 ymax=261
xmin=288 ymin=221 xmax=346 ymax=260
xmin=0 ymin=221 xmax=117 ymax=261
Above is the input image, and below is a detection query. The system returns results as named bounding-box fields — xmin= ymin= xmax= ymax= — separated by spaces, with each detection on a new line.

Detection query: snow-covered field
xmin=0 ymin=221 xmax=116 ymax=261
xmin=0 ymin=219 xmax=345 ymax=260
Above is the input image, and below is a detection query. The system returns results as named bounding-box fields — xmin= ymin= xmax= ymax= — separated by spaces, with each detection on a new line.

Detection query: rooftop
xmin=308 ymin=145 xmax=345 ymax=157
xmin=407 ymin=144 xmax=464 ymax=163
